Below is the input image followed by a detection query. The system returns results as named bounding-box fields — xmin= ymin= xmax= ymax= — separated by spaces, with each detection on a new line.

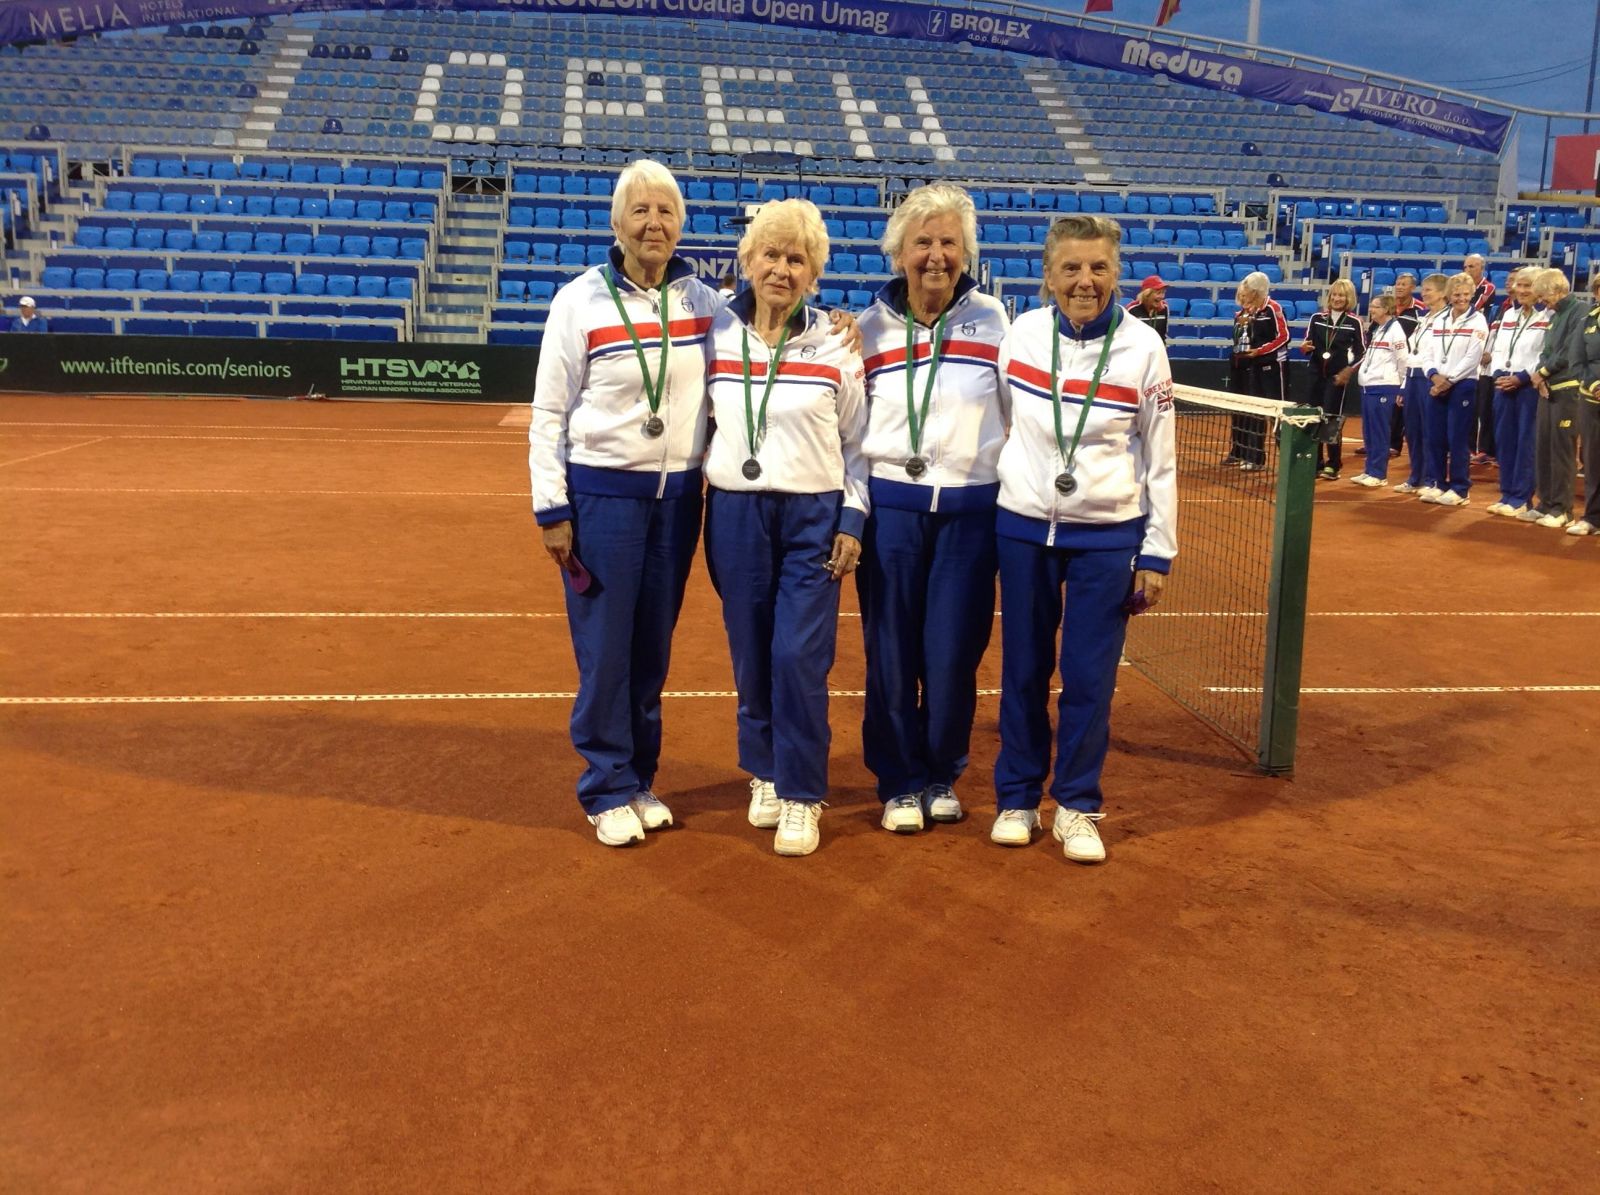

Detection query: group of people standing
xmin=1222 ymin=255 xmax=1599 ymax=534
xmin=529 ymin=161 xmax=1177 ymax=863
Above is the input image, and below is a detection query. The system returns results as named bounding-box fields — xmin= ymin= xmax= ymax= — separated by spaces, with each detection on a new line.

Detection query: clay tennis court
xmin=2 ymin=393 xmax=1595 ymax=1192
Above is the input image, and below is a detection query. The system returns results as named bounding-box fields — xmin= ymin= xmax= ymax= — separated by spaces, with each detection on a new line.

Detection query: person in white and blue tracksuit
xmin=529 ymin=160 xmax=722 ymax=848
xmin=1485 ymin=270 xmax=1549 ymax=519
xmin=1421 ymin=272 xmax=1490 ymax=507
xmin=703 ymin=198 xmax=868 ymax=859
xmin=992 ymin=214 xmax=1177 ymax=865
xmin=1350 ymin=291 xmax=1408 ymax=487
xmin=855 ymin=183 xmax=1009 ymax=835
xmin=1396 ymin=274 xmax=1449 ymax=495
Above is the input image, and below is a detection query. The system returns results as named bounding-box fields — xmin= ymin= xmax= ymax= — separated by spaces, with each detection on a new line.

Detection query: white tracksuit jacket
xmin=528 ymin=250 xmax=723 ymax=525
xmin=703 ymin=291 xmax=871 ymax=538
xmin=995 ymin=302 xmax=1178 ymax=573
xmin=1357 ymin=319 xmax=1410 ymax=388
xmin=858 ymin=274 xmax=1010 ymax=515
xmin=1425 ymin=308 xmax=1491 ymax=387
xmin=1486 ymin=304 xmax=1551 ymax=386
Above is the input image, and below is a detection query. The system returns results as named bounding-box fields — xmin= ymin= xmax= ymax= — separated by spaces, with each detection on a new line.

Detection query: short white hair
xmin=610 ymin=159 xmax=685 ymax=234
xmin=881 ymin=183 xmax=978 ymax=275
xmin=1239 ymin=271 xmax=1271 ymax=297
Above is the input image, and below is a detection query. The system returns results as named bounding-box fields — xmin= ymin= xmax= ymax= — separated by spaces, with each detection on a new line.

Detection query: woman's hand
xmin=826 ymin=532 xmax=861 ymax=581
xmin=542 ymin=520 xmax=573 ymax=568
xmin=1334 ymin=366 xmax=1354 ymax=386
xmin=827 ymin=308 xmax=863 ymax=355
xmin=1298 ymin=340 xmax=1314 ymax=355
xmin=1134 ymin=569 xmax=1167 ymax=610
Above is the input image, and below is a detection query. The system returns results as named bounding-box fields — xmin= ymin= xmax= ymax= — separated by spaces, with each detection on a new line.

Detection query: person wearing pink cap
xmin=1125 ymin=275 xmax=1168 ymax=343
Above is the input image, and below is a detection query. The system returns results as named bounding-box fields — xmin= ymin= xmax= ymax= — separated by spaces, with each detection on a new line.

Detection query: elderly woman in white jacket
xmin=992 ymin=214 xmax=1177 ymax=866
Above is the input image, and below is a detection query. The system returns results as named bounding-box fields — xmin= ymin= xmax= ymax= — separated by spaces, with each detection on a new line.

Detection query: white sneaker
xmin=1348 ymin=473 xmax=1371 ymax=484
xmin=630 ymin=791 xmax=673 ymax=831
xmin=588 ymin=804 xmax=645 ymax=847
xmin=1485 ymin=502 xmax=1508 ymax=515
xmin=880 ymin=793 xmax=925 ymax=834
xmin=774 ymin=799 xmax=821 ymax=856
xmin=1567 ymin=519 xmax=1596 ymax=536
xmin=1052 ymin=809 xmax=1107 ymax=864
xmin=1434 ymin=491 xmax=1468 ymax=507
xmin=923 ymin=783 xmax=964 ymax=823
xmin=990 ymin=808 xmax=1041 ymax=847
xmin=1394 ymin=481 xmax=1419 ymax=494
xmin=1353 ymin=475 xmax=1386 ymax=488
xmin=747 ymin=777 xmax=780 ymax=829
xmin=1515 ymin=506 xmax=1546 ymax=523
xmin=1499 ymin=505 xmax=1528 ymax=519
xmin=1418 ymin=486 xmax=1442 ymax=503
xmin=1538 ymin=512 xmax=1571 ymax=529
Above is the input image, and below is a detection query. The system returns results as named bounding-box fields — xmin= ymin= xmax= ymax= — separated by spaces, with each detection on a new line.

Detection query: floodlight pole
xmin=1247 ymin=0 xmax=1261 ymax=45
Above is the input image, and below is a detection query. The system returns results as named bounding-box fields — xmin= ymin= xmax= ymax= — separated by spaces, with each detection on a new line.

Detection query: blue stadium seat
xmin=386 ymin=277 xmax=414 ymax=299
xmin=500 ymin=278 xmax=527 ymax=301
xmin=195 ymin=231 xmax=224 ymax=253
xmin=75 ymin=226 xmax=106 ymax=249
xmin=325 ymin=274 xmax=357 ymax=297
xmin=73 ymin=268 xmax=106 ymax=289
xmin=169 ymin=270 xmax=200 ymax=292
xmin=356 ymin=276 xmax=387 ymax=298
xmin=311 ymin=235 xmax=341 ymax=256
xmin=255 ymin=232 xmax=284 ymax=255
xmin=342 ymin=235 xmax=372 ymax=257
xmin=41 ymin=266 xmax=74 ymax=289
xmin=833 ymin=253 xmax=859 ymax=274
xmin=303 ymin=198 xmax=329 ymax=220
xmin=200 ymin=270 xmax=232 ymax=293
xmin=399 ymin=238 xmax=427 ymax=260
xmin=263 ymin=272 xmax=294 ymax=295
xmin=167 ymin=230 xmax=195 ymax=253
xmin=283 ymin=233 xmax=312 ymax=256
xmin=527 ymin=280 xmax=555 ymax=303
xmin=136 ymin=269 xmax=169 ymax=291
xmin=1189 ymin=299 xmax=1216 ymax=319
xmin=295 ymin=273 xmax=327 ymax=295
xmin=133 ymin=228 xmax=165 ymax=251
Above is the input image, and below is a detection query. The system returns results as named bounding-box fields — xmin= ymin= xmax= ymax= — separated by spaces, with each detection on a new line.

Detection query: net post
xmin=1258 ymin=406 xmax=1319 ymax=773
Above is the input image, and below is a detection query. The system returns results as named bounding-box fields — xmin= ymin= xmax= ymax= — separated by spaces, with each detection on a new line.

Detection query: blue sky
xmin=1042 ymin=0 xmax=1600 ymax=185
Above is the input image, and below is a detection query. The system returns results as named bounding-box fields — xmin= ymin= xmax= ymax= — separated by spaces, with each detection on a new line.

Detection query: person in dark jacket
xmin=1386 ymin=273 xmax=1423 ymax=455
xmin=1299 ymin=278 xmax=1366 ymax=480
xmin=1226 ymin=271 xmax=1289 ymax=472
xmin=1125 ymin=274 xmax=1168 ymax=343
xmin=1569 ymin=274 xmax=1600 ymax=536
xmin=1527 ymin=268 xmax=1585 ymax=529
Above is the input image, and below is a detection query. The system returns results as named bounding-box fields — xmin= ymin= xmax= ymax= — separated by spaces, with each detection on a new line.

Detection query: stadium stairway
xmin=414 ymin=190 xmax=498 ymax=342
xmin=237 ymin=28 xmax=313 ymax=153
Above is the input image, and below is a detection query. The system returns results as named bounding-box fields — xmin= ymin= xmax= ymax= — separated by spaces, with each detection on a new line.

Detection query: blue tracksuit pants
xmin=857 ymin=503 xmax=997 ymax=802
xmin=564 ymin=489 xmax=703 ymax=816
xmin=1493 ymin=384 xmax=1539 ymax=509
xmin=994 ymin=536 xmax=1137 ymax=815
xmin=1425 ymin=378 xmax=1476 ymax=498
xmin=1403 ymin=371 xmax=1430 ymax=487
xmin=705 ymin=488 xmax=843 ymax=803
xmin=1360 ymin=386 xmax=1401 ymax=481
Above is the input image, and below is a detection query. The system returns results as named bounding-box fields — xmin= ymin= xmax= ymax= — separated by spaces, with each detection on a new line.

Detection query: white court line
xmin=0 ymin=420 xmax=516 ymax=435
xmin=0 ymin=487 xmax=529 ymax=497
xmin=1208 ymin=685 xmax=1600 ymax=695
xmin=0 ymin=437 xmax=108 ymax=469
xmin=0 ymin=689 xmax=895 ymax=706
xmin=0 ymin=610 xmax=1595 ymax=620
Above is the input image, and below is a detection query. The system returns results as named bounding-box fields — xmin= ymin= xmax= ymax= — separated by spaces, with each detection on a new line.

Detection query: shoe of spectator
xmin=1418 ymin=488 xmax=1442 ymax=504
xmin=990 ymin=808 xmax=1041 ymax=847
xmin=1239 ymin=462 xmax=1265 ymax=473
xmin=1353 ymin=475 xmax=1385 ymax=488
xmin=1052 ymin=809 xmax=1107 ymax=864
xmin=747 ymin=777 xmax=780 ymax=829
xmin=1218 ymin=455 xmax=1242 ymax=467
xmin=1317 ymin=467 xmax=1339 ymax=481
xmin=630 ymin=791 xmax=674 ymax=831
xmin=1515 ymin=507 xmax=1545 ymax=523
xmin=1470 ymin=452 xmax=1489 ymax=465
xmin=1486 ymin=502 xmax=1508 ymax=515
xmin=880 ymin=794 xmax=924 ymax=834
xmin=1538 ymin=512 xmax=1571 ymax=529
xmin=923 ymin=784 xmax=964 ymax=823
xmin=1434 ymin=491 xmax=1468 ymax=507
xmin=588 ymin=805 xmax=645 ymax=847
xmin=1566 ymin=520 xmax=1596 ymax=536
xmin=1388 ymin=448 xmax=1402 ymax=458
xmin=774 ymin=799 xmax=822 ymax=857
xmin=1395 ymin=482 xmax=1419 ymax=494
xmin=1498 ymin=505 xmax=1527 ymax=518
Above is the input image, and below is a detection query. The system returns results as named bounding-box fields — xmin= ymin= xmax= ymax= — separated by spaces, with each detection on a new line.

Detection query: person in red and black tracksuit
xmin=1465 ymin=254 xmax=1500 ymax=464
xmin=1299 ymin=277 xmax=1367 ymax=479
xmin=1226 ymin=270 xmax=1289 ymax=471
xmin=1125 ymin=274 xmax=1169 ymax=343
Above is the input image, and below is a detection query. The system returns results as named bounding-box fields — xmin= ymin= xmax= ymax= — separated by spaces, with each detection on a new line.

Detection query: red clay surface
xmin=1 ymin=394 xmax=1595 ymax=1193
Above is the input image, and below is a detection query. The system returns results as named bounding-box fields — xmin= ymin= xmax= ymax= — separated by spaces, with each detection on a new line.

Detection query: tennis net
xmin=1122 ymin=384 xmax=1321 ymax=773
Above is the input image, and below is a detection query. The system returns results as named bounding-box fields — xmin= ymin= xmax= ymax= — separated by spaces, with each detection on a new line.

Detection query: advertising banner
xmin=1551 ymin=134 xmax=1600 ymax=192
xmin=0 ymin=332 xmax=537 ymax=402
xmin=0 ymin=0 xmax=1511 ymax=154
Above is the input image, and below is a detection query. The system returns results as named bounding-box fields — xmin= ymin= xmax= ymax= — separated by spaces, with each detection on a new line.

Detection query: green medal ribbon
xmin=1050 ymin=304 xmax=1121 ymax=475
xmin=905 ymin=306 xmax=948 ymax=460
xmin=602 ymin=266 xmax=670 ymax=418
xmin=740 ymin=299 xmax=804 ymax=461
